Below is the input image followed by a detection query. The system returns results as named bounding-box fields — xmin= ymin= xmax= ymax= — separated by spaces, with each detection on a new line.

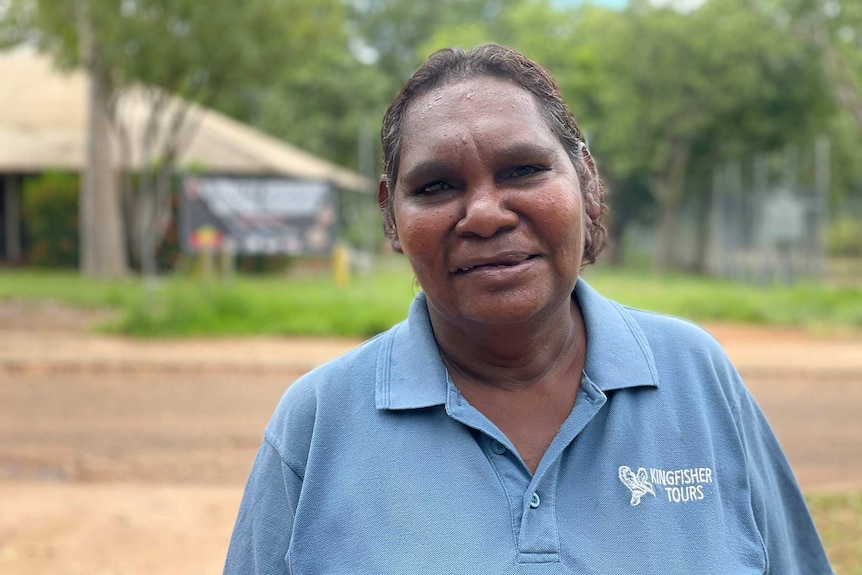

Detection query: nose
xmin=454 ymin=183 xmax=519 ymax=238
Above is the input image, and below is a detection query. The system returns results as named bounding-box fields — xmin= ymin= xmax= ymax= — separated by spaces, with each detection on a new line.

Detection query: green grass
xmin=583 ymin=266 xmax=862 ymax=332
xmin=807 ymin=491 xmax=862 ymax=574
xmin=114 ymin=262 xmax=417 ymax=338
xmin=1 ymin=260 xmax=861 ymax=337
xmin=0 ymin=268 xmax=144 ymax=308
xmin=0 ymin=261 xmax=417 ymax=337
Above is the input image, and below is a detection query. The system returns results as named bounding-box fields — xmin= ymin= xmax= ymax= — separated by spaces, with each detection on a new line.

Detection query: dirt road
xmin=0 ymin=301 xmax=860 ymax=574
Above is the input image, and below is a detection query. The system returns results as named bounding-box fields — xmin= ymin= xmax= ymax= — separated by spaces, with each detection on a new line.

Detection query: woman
xmin=224 ymin=44 xmax=832 ymax=574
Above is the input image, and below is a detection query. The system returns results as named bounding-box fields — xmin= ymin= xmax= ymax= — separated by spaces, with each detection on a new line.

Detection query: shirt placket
xmin=447 ymin=375 xmax=607 ymax=565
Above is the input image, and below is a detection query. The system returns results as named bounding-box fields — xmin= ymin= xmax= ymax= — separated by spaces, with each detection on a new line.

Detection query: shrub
xmin=826 ymin=217 xmax=862 ymax=258
xmin=236 ymin=254 xmax=295 ymax=274
xmin=21 ymin=172 xmax=80 ymax=268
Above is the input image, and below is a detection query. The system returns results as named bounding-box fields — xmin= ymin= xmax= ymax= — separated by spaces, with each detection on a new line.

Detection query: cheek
xmin=393 ymin=205 xmax=454 ymax=255
xmin=545 ymin=194 xmax=586 ymax=258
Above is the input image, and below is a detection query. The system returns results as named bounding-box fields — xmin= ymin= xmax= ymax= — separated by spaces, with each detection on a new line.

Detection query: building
xmin=0 ymin=49 xmax=371 ymax=264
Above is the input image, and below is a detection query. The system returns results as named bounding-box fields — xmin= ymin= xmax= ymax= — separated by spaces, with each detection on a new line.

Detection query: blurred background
xmin=1 ymin=0 xmax=861 ymax=282
xmin=0 ymin=0 xmax=860 ymax=573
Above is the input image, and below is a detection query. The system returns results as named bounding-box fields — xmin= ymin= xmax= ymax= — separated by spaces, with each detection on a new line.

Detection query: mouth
xmin=453 ymin=254 xmax=539 ymax=274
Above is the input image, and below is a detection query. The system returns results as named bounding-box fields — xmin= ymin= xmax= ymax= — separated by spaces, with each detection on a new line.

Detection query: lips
xmin=452 ymin=253 xmax=538 ymax=274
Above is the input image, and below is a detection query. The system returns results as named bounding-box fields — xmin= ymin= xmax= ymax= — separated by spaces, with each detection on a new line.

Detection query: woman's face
xmin=389 ymin=76 xmax=587 ymax=331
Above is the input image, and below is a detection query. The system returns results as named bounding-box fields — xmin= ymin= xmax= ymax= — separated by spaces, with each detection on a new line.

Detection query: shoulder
xmin=622 ymin=305 xmax=727 ymax=361
xmin=577 ymin=279 xmax=741 ymax=399
xmin=262 ymin=325 xmax=399 ymax=472
xmin=577 ymin=278 xmax=726 ymax=365
xmin=620 ymin=303 xmax=749 ymax=404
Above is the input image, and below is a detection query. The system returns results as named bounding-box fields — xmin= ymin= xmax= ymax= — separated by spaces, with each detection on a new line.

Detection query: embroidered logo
xmin=618 ymin=466 xmax=656 ymax=506
xmin=618 ymin=465 xmax=716 ymax=506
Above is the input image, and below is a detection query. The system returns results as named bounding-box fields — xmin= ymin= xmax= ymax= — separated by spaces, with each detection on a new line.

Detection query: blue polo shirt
xmin=224 ymin=280 xmax=832 ymax=574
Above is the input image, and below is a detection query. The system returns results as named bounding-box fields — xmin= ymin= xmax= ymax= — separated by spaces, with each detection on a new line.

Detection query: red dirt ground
xmin=0 ymin=301 xmax=860 ymax=574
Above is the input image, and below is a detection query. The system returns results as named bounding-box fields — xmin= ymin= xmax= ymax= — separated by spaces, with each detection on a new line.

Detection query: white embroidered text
xmin=619 ymin=465 xmax=715 ymax=505
xmin=651 ymin=467 xmax=714 ymax=503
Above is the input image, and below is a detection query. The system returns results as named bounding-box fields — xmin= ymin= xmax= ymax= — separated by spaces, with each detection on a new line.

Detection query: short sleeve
xmin=734 ymin=386 xmax=833 ymax=574
xmin=223 ymin=437 xmax=302 ymax=575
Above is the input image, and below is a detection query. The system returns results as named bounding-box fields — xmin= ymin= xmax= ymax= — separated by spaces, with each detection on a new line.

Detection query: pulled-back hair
xmin=379 ymin=44 xmax=607 ymax=265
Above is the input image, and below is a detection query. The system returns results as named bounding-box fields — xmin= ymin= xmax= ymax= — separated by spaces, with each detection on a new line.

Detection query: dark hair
xmin=379 ymin=43 xmax=607 ymax=265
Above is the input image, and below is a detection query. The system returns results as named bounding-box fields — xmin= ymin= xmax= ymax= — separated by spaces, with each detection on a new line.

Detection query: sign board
xmin=179 ymin=176 xmax=335 ymax=255
xmin=760 ymin=187 xmax=806 ymax=247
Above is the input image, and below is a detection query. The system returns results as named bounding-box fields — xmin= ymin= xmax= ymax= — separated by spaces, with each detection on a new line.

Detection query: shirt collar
xmin=576 ymin=278 xmax=659 ymax=392
xmin=376 ymin=279 xmax=658 ymax=410
xmin=375 ymin=292 xmax=449 ymax=410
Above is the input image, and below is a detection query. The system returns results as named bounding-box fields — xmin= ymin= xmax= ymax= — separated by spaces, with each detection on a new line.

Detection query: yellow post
xmin=333 ymin=242 xmax=350 ymax=286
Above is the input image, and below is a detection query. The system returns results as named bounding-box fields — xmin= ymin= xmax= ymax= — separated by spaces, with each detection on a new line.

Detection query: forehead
xmin=399 ymin=76 xmax=558 ymax=153
xmin=405 ymin=76 xmax=543 ymax=127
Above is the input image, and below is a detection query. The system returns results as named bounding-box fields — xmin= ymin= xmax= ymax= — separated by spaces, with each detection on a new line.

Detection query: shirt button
xmin=530 ymin=492 xmax=541 ymax=508
xmin=491 ymin=440 xmax=506 ymax=455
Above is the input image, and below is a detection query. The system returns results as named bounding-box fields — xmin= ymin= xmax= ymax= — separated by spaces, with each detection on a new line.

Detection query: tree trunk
xmin=791 ymin=3 xmax=862 ymax=132
xmin=135 ymin=94 xmax=198 ymax=282
xmin=652 ymin=140 xmax=691 ymax=272
xmin=690 ymin=183 xmax=713 ymax=274
xmin=653 ymin=182 xmax=682 ymax=272
xmin=78 ymin=1 xmax=128 ymax=278
xmin=600 ymin=177 xmax=626 ymax=266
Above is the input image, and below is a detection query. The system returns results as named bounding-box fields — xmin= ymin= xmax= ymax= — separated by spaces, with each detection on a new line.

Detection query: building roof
xmin=0 ymin=49 xmax=371 ymax=193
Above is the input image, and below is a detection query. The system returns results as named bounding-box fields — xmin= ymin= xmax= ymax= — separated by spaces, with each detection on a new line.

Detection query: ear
xmin=378 ymin=180 xmax=402 ymax=253
xmin=578 ymin=143 xmax=602 ymax=223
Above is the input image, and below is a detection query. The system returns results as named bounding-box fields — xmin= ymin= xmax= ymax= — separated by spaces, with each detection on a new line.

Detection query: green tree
xmin=2 ymin=0 xmax=130 ymax=277
xmin=753 ymin=0 xmax=862 ymax=129
xmin=1 ymin=0 xmax=349 ymax=278
xmin=567 ymin=0 xmax=832 ymax=270
xmin=214 ymin=0 xmax=523 ymax=180
xmin=349 ymin=0 xmax=516 ymax=83
xmin=197 ymin=2 xmax=382 ymax=172
xmin=748 ymin=0 xmax=862 ymax=218
xmin=415 ymin=0 xmax=834 ymax=271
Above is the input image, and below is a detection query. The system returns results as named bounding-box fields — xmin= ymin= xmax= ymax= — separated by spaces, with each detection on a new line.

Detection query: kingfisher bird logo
xmin=618 ymin=466 xmax=656 ymax=506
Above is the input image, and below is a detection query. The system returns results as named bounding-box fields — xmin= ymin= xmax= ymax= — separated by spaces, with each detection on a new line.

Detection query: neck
xmin=431 ymin=298 xmax=587 ymax=390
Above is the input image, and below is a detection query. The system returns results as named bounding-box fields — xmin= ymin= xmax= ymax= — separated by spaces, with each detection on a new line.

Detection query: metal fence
xmin=708 ymin=138 xmax=831 ymax=284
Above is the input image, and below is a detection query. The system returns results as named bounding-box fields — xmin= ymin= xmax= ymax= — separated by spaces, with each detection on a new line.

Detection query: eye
xmin=415 ymin=180 xmax=452 ymax=195
xmin=506 ymin=165 xmax=546 ymax=179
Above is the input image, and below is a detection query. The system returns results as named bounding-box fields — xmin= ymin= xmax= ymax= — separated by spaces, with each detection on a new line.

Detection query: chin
xmin=455 ymin=297 xmax=556 ymax=328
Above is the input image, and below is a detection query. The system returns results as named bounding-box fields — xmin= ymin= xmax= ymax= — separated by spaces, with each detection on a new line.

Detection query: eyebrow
xmin=494 ymin=143 xmax=559 ymax=165
xmin=399 ymin=159 xmax=452 ymax=190
xmin=398 ymin=142 xmax=561 ymax=188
